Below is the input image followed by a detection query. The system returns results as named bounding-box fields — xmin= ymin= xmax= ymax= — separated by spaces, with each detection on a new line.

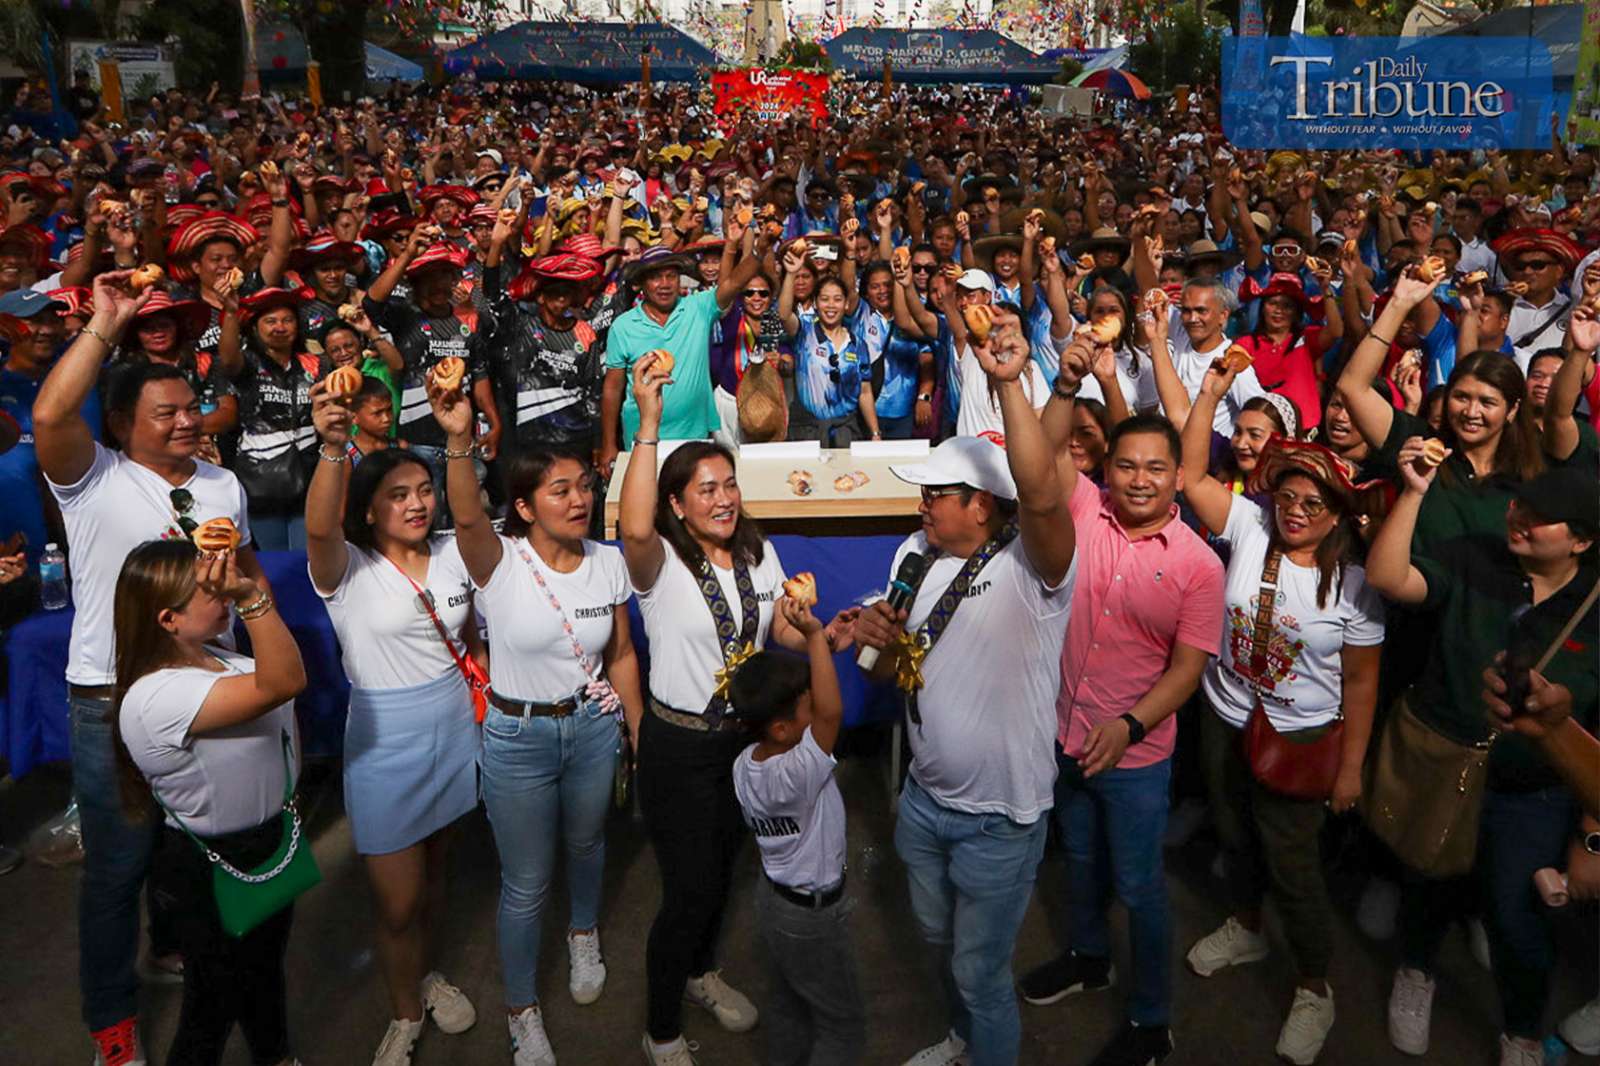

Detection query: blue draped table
xmin=2 ymin=536 xmax=906 ymax=779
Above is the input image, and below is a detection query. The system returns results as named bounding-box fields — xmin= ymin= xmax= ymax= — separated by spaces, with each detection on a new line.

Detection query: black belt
xmin=767 ymin=873 xmax=845 ymax=909
xmin=69 ymin=684 xmax=116 ymax=701
xmin=649 ymin=697 xmax=743 ymax=734
xmin=489 ymin=689 xmax=579 ymax=718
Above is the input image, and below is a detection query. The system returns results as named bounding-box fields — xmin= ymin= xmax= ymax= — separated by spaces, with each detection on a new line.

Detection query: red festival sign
xmin=711 ymin=68 xmax=830 ymax=127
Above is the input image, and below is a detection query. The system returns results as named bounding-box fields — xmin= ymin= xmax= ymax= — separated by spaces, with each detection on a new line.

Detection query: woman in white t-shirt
xmin=618 ymin=354 xmax=855 ymax=1066
xmin=113 ymin=540 xmax=307 ymax=1066
xmin=951 ymin=302 xmax=1049 ymax=443
xmin=303 ymin=382 xmax=479 ymax=1065
xmin=1178 ymin=364 xmax=1387 ymax=1066
xmin=429 ymin=382 xmax=643 ymax=1064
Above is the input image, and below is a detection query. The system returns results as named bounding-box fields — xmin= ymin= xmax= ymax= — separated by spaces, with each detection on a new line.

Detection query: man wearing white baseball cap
xmin=849 ymin=314 xmax=1080 ymax=1066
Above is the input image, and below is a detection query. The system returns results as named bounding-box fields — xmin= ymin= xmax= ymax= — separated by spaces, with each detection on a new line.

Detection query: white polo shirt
xmin=1159 ymin=308 xmax=1269 ymax=435
xmin=1507 ymin=291 xmax=1570 ymax=372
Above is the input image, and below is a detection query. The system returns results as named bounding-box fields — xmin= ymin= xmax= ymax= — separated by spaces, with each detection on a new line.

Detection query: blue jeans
xmin=71 ymin=693 xmax=168 ymax=1030
xmin=248 ymin=513 xmax=306 ymax=552
xmin=479 ymin=702 xmax=619 ymax=1007
xmin=894 ymin=777 xmax=1048 ymax=1066
xmin=1053 ymin=749 xmax=1172 ymax=1027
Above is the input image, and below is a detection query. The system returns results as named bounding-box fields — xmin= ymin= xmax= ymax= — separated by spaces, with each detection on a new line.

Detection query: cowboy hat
xmin=1068 ymin=226 xmax=1132 ymax=260
xmin=507 ymin=253 xmax=604 ymax=302
xmin=1239 ymin=271 xmax=1317 ymax=313
xmin=416 ymin=184 xmax=479 ymax=209
xmin=291 ymin=232 xmax=364 ymax=272
xmin=404 ymin=243 xmax=470 ymax=278
xmin=363 ymin=210 xmax=418 ymax=241
xmin=971 ymin=232 xmax=1026 ymax=267
xmin=131 ymin=290 xmax=211 ymax=342
xmin=0 ymin=224 xmax=55 ymax=272
xmin=558 ymin=233 xmax=620 ymax=260
xmin=622 ymin=244 xmax=696 ymax=285
xmin=165 ymin=213 xmax=261 ymax=283
xmin=239 ymin=286 xmax=305 ymax=323
xmin=1179 ymin=239 xmax=1240 ymax=269
xmin=1490 ymin=227 xmax=1583 ymax=272
xmin=998 ymin=206 xmax=1069 ymax=246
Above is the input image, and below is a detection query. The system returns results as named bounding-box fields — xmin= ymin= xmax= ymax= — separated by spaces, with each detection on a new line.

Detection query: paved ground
xmin=2 ymin=733 xmax=1595 ymax=1066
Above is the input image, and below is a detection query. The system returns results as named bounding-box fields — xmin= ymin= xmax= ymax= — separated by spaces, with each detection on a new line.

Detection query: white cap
xmin=956 ymin=268 xmax=995 ymax=292
xmin=477 ymin=148 xmax=504 ymax=166
xmin=890 ymin=436 xmax=1017 ymax=501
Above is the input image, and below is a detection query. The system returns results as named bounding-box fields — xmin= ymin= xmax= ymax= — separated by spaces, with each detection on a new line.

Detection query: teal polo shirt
xmin=604 ymin=288 xmax=723 ymax=447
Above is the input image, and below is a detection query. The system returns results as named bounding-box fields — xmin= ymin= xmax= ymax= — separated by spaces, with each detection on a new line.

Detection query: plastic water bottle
xmin=40 ymin=543 xmax=68 ymax=611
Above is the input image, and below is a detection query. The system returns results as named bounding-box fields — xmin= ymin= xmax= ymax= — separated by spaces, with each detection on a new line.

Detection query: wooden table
xmin=604 ymin=442 xmax=927 ymax=537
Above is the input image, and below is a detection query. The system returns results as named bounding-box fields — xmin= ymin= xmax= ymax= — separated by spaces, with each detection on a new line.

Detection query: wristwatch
xmin=916 ymin=392 xmax=932 ymax=403
xmin=1583 ymin=829 xmax=1600 ymax=856
xmin=1119 ymin=713 xmax=1147 ymax=745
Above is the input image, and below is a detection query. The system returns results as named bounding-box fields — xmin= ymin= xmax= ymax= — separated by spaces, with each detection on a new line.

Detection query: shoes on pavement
xmin=1019 ymin=950 xmax=1114 ymax=1006
xmin=568 ymin=928 xmax=607 ymax=1005
xmin=1559 ymin=996 xmax=1600 ymax=1056
xmin=508 ymin=1006 xmax=556 ymax=1066
xmin=1387 ymin=967 xmax=1436 ymax=1056
xmin=1497 ymin=1033 xmax=1542 ymax=1066
xmin=1275 ymin=986 xmax=1334 ymax=1065
xmin=1186 ymin=917 xmax=1270 ymax=977
xmin=90 ymin=1017 xmax=145 ymax=1066
xmin=372 ymin=1017 xmax=422 ymax=1066
xmin=1087 ymin=1022 xmax=1173 ymax=1066
xmin=0 ymin=843 xmax=21 ymax=875
xmin=641 ymin=1034 xmax=699 ymax=1065
xmin=421 ymin=971 xmax=476 ymax=1034
xmin=684 ymin=970 xmax=757 ymax=1032
xmin=900 ymin=1030 xmax=970 ymax=1066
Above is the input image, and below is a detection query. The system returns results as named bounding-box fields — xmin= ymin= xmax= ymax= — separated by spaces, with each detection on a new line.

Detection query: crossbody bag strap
xmin=153 ymin=730 xmax=296 ymax=870
xmin=1535 ymin=578 xmax=1600 ymax=672
xmin=1248 ymin=549 xmax=1284 ymax=689
xmin=1512 ymin=303 xmax=1569 ymax=351
xmin=386 ymin=554 xmax=473 ymax=678
xmin=904 ymin=523 xmax=1018 ymax=726
xmin=512 ymin=539 xmax=598 ymax=681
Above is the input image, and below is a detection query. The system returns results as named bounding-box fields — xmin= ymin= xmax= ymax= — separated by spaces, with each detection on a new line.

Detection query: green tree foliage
xmin=773 ymin=38 xmax=833 ymax=71
xmin=1128 ymin=6 xmax=1226 ymax=94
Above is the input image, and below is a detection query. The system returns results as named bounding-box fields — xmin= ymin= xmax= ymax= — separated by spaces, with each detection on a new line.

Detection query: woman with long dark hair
xmin=618 ymin=352 xmax=854 ymax=1066
xmin=778 ymin=247 xmax=882 ymax=446
xmin=113 ymin=540 xmax=307 ymax=1066
xmin=1179 ymin=365 xmax=1386 ymax=1065
xmin=303 ymin=386 xmax=480 ymax=1066
xmin=430 ymin=382 xmax=644 ymax=1065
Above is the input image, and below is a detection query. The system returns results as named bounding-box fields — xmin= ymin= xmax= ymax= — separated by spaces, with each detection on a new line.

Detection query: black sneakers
xmin=1088 ymin=1023 xmax=1174 ymax=1066
xmin=1018 ymin=950 xmax=1114 ymax=1006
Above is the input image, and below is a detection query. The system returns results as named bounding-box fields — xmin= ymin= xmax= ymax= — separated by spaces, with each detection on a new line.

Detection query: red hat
xmin=681 ymin=236 xmax=726 ymax=257
xmin=132 ymin=290 xmax=211 ymax=342
xmin=164 ymin=204 xmax=207 ymax=233
xmin=558 ymin=233 xmax=619 ymax=260
xmin=239 ymin=286 xmax=305 ymax=323
xmin=312 ymin=175 xmax=355 ymax=194
xmin=46 ymin=286 xmax=92 ymax=319
xmin=363 ymin=210 xmax=418 ymax=241
xmin=404 ymin=243 xmax=470 ymax=278
xmin=292 ymin=231 xmax=364 ymax=271
xmin=165 ymin=212 xmax=260 ymax=282
xmin=1239 ymin=271 xmax=1318 ymax=313
xmin=1246 ymin=435 xmax=1394 ymax=521
xmin=507 ymin=253 xmax=603 ymax=301
xmin=417 ymin=184 xmax=479 ymax=209
xmin=0 ymin=223 xmax=54 ymax=272
xmin=466 ymin=203 xmax=498 ymax=225
xmin=1490 ymin=227 xmax=1584 ymax=272
xmin=364 ymin=178 xmax=391 ymax=198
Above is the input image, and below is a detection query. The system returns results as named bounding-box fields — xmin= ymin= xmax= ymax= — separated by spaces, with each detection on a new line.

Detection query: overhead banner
xmin=823 ymin=28 xmax=1059 ymax=85
xmin=711 ymin=68 xmax=830 ymax=127
xmin=442 ymin=21 xmax=718 ymax=83
xmin=66 ymin=40 xmax=176 ymax=97
xmin=1224 ymin=36 xmax=1558 ymax=149
xmin=1574 ymin=0 xmax=1600 ymax=145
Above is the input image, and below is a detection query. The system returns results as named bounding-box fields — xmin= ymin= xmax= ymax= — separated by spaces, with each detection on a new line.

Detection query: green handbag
xmin=156 ymin=731 xmax=322 ymax=938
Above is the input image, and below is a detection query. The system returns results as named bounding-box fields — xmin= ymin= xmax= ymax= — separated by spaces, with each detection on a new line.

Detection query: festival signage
xmin=1224 ymin=36 xmax=1557 ymax=150
xmin=712 ymin=68 xmax=830 ymax=127
xmin=66 ymin=41 xmax=176 ymax=98
xmin=823 ymin=29 xmax=1059 ymax=85
xmin=1573 ymin=0 xmax=1600 ymax=145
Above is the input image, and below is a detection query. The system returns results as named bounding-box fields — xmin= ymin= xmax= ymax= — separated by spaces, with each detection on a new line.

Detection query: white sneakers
xmin=684 ymin=970 xmax=758 ymax=1032
xmin=421 ymin=971 xmax=477 ymax=1034
xmin=1560 ymin=996 xmax=1600 ymax=1056
xmin=1275 ymin=986 xmax=1335 ymax=1065
xmin=372 ymin=1017 xmax=423 ymax=1066
xmin=1497 ymin=1034 xmax=1542 ymax=1066
xmin=1387 ymin=967 xmax=1436 ymax=1056
xmin=568 ymin=929 xmax=607 ymax=1005
xmin=641 ymin=1034 xmax=700 ymax=1065
xmin=508 ymin=1006 xmax=556 ymax=1066
xmin=901 ymin=1030 xmax=970 ymax=1066
xmin=1185 ymin=917 xmax=1270 ymax=977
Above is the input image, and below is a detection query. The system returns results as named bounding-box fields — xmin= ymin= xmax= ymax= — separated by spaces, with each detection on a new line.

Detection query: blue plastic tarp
xmin=443 ymin=21 xmax=718 ymax=83
xmin=823 ymin=28 xmax=1060 ymax=85
xmin=255 ymin=24 xmax=425 ymax=83
xmin=365 ymin=43 xmax=424 ymax=83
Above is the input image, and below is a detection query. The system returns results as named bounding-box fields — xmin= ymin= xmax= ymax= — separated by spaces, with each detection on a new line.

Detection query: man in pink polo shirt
xmin=1018 ymin=347 xmax=1224 ymax=1066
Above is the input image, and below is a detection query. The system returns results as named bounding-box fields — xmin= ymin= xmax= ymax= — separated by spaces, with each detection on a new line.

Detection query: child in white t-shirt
xmin=730 ymin=594 xmax=864 ymax=1066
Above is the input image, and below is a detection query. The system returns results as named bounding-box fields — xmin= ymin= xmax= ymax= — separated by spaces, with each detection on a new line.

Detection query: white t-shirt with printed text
xmin=1201 ymin=496 xmax=1386 ymax=730
xmin=476 ymin=536 xmax=630 ymax=703
xmin=635 ymin=542 xmax=786 ymax=713
xmin=891 ymin=532 xmax=1076 ymax=824
xmin=733 ymin=727 xmax=846 ymax=893
xmin=315 ymin=535 xmax=474 ymax=691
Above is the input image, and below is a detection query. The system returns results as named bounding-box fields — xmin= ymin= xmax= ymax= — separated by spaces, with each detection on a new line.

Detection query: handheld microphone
xmin=857 ymin=551 xmax=928 ymax=672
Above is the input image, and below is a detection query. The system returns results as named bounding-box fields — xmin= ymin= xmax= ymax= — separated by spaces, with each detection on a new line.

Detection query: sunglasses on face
xmin=920 ymin=485 xmax=966 ymax=504
xmin=911 ymin=263 xmax=936 ymax=274
xmin=1272 ymin=487 xmax=1327 ymax=518
xmin=743 ymin=288 xmax=771 ymax=298
xmin=1516 ymin=259 xmax=1556 ymax=272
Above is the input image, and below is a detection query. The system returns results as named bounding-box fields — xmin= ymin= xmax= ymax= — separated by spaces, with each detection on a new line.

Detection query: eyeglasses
xmin=920 ymin=485 xmax=967 ymax=504
xmin=1271 ymin=245 xmax=1302 ymax=257
xmin=169 ymin=488 xmax=197 ymax=535
xmin=1516 ymin=259 xmax=1556 ymax=272
xmin=1272 ymin=487 xmax=1328 ymax=518
xmin=743 ymin=288 xmax=771 ymax=298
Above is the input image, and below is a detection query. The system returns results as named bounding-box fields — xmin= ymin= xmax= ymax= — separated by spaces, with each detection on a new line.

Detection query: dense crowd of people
xmin=0 ymin=73 xmax=1596 ymax=1066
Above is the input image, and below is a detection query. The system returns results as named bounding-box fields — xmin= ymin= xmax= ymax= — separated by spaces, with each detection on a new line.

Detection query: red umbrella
xmin=1070 ymin=67 xmax=1153 ymax=100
